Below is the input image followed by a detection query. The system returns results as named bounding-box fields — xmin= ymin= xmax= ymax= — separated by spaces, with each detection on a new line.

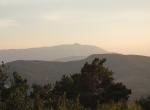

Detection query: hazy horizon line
xmin=0 ymin=43 xmax=149 ymax=57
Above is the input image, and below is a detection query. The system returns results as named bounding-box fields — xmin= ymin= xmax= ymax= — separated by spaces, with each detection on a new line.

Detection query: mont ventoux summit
xmin=1 ymin=43 xmax=150 ymax=99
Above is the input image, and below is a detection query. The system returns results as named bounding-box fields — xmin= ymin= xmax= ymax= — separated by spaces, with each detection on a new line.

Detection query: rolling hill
xmin=7 ymin=54 xmax=150 ymax=99
xmin=0 ymin=43 xmax=108 ymax=62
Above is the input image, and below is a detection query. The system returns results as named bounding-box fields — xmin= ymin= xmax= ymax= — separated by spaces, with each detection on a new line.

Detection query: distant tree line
xmin=0 ymin=58 xmax=148 ymax=110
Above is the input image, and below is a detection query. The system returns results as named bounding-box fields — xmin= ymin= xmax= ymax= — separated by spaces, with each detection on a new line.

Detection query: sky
xmin=0 ymin=0 xmax=150 ymax=56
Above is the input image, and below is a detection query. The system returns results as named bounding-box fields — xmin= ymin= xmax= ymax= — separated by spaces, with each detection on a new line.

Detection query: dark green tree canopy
xmin=53 ymin=58 xmax=131 ymax=107
xmin=0 ymin=59 xmax=132 ymax=110
xmin=0 ymin=62 xmax=8 ymax=90
xmin=139 ymin=96 xmax=150 ymax=110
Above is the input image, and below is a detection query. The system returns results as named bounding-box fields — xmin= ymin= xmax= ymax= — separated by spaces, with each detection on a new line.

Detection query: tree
xmin=0 ymin=62 xmax=9 ymax=110
xmin=97 ymin=102 xmax=142 ymax=110
xmin=53 ymin=58 xmax=131 ymax=108
xmin=0 ymin=58 xmax=132 ymax=110
xmin=31 ymin=84 xmax=53 ymax=110
xmin=57 ymin=94 xmax=86 ymax=110
xmin=33 ymin=95 xmax=43 ymax=110
xmin=1 ymin=72 xmax=32 ymax=110
xmin=138 ymin=96 xmax=150 ymax=110
xmin=0 ymin=62 xmax=8 ymax=100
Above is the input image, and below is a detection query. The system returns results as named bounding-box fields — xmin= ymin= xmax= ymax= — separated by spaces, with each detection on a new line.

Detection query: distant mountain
xmin=54 ymin=56 xmax=86 ymax=62
xmin=7 ymin=54 xmax=150 ymax=99
xmin=0 ymin=44 xmax=108 ymax=62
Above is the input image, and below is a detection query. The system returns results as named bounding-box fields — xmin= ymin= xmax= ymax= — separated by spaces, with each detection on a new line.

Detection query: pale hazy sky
xmin=0 ymin=0 xmax=150 ymax=56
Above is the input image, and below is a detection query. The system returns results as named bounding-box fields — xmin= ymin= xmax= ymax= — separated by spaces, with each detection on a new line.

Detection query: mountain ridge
xmin=7 ymin=53 xmax=150 ymax=99
xmin=0 ymin=44 xmax=108 ymax=62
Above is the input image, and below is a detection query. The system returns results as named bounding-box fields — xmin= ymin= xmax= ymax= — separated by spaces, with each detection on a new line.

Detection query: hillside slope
xmin=8 ymin=54 xmax=150 ymax=99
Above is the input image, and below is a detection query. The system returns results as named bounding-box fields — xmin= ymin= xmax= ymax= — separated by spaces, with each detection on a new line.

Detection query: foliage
xmin=1 ymin=72 xmax=32 ymax=110
xmin=53 ymin=58 xmax=131 ymax=108
xmin=57 ymin=94 xmax=86 ymax=110
xmin=96 ymin=102 xmax=143 ymax=110
xmin=0 ymin=62 xmax=8 ymax=98
xmin=138 ymin=96 xmax=150 ymax=110
xmin=56 ymin=95 xmax=143 ymax=110
xmin=0 ymin=58 xmax=143 ymax=110
xmin=31 ymin=83 xmax=53 ymax=110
